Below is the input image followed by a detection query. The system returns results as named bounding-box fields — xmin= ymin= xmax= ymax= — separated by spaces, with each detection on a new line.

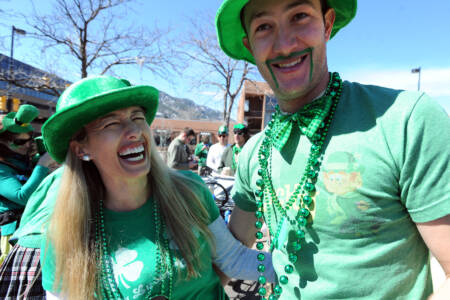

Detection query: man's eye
xmin=293 ymin=12 xmax=308 ymax=22
xmin=133 ymin=116 xmax=145 ymax=122
xmin=255 ymin=23 xmax=271 ymax=32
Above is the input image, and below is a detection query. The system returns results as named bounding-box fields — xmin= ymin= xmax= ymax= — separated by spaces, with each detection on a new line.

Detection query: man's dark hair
xmin=183 ymin=127 xmax=195 ymax=137
xmin=240 ymin=0 xmax=330 ymax=36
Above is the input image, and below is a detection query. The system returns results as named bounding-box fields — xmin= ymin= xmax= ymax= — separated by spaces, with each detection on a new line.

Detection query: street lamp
xmin=6 ymin=25 xmax=27 ymax=111
xmin=411 ymin=67 xmax=421 ymax=91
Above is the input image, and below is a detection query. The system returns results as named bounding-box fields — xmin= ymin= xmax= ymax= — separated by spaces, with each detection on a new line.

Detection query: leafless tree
xmin=180 ymin=16 xmax=255 ymax=128
xmin=24 ymin=0 xmax=177 ymax=79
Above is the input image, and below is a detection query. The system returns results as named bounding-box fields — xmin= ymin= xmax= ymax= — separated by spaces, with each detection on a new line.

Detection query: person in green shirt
xmin=195 ymin=135 xmax=210 ymax=176
xmin=0 ymin=104 xmax=53 ymax=264
xmin=37 ymin=76 xmax=275 ymax=300
xmin=216 ymin=0 xmax=450 ymax=299
xmin=219 ymin=123 xmax=250 ymax=176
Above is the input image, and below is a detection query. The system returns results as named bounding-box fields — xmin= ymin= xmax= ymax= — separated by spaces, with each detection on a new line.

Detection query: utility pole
xmin=411 ymin=67 xmax=421 ymax=91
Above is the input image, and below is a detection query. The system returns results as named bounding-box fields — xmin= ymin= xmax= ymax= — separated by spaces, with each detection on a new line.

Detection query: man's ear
xmin=243 ymin=37 xmax=253 ymax=55
xmin=324 ymin=8 xmax=336 ymax=41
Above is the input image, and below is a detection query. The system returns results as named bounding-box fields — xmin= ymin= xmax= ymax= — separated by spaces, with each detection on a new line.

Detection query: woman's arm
xmin=209 ymin=216 xmax=276 ymax=283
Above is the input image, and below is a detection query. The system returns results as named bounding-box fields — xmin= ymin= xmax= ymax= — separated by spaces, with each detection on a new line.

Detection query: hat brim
xmin=216 ymin=0 xmax=357 ymax=64
xmin=42 ymin=85 xmax=159 ymax=163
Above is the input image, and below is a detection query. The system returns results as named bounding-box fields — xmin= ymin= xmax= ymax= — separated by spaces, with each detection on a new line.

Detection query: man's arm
xmin=228 ymin=206 xmax=259 ymax=247
xmin=416 ymin=214 xmax=450 ymax=300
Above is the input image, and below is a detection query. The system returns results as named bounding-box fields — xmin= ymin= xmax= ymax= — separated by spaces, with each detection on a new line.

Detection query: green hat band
xmin=42 ymin=75 xmax=159 ymax=163
xmin=216 ymin=0 xmax=357 ymax=64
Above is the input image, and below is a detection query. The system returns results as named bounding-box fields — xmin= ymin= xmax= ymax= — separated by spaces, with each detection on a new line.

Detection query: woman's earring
xmin=81 ymin=154 xmax=91 ymax=161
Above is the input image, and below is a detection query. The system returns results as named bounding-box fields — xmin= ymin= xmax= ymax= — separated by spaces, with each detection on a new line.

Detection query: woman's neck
xmin=102 ymin=176 xmax=150 ymax=211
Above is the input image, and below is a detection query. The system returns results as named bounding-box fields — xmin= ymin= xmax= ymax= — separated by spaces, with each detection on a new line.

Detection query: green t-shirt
xmin=41 ymin=171 xmax=228 ymax=300
xmin=232 ymin=81 xmax=450 ymax=300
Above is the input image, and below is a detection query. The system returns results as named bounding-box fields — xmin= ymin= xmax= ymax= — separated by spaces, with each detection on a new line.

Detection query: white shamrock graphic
xmin=112 ymin=248 xmax=144 ymax=289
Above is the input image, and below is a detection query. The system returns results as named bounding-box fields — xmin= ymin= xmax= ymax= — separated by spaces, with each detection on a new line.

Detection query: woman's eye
xmin=133 ymin=116 xmax=145 ymax=122
xmin=104 ymin=122 xmax=119 ymax=128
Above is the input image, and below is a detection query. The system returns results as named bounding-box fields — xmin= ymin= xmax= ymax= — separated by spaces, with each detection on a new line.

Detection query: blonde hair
xmin=48 ymin=131 xmax=214 ymax=299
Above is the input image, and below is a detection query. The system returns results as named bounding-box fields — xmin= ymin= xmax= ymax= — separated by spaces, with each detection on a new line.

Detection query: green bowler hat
xmin=216 ymin=0 xmax=357 ymax=64
xmin=42 ymin=75 xmax=159 ymax=163
xmin=0 ymin=104 xmax=39 ymax=133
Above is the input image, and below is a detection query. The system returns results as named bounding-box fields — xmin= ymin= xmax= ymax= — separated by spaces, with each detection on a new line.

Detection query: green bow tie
xmin=270 ymin=95 xmax=333 ymax=151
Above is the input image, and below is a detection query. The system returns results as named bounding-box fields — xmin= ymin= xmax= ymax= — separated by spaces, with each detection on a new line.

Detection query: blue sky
xmin=1 ymin=0 xmax=449 ymax=114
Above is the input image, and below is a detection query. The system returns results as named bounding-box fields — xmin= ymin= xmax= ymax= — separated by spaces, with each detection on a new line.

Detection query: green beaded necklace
xmin=253 ymin=72 xmax=342 ymax=299
xmin=96 ymin=199 xmax=175 ymax=299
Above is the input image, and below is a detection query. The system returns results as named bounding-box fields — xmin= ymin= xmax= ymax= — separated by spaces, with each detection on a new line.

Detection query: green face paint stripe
xmin=264 ymin=48 xmax=314 ymax=89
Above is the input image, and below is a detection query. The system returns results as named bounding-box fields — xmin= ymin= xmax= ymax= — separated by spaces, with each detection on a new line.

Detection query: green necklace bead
xmin=256 ymin=231 xmax=264 ymax=239
xmin=255 ymin=211 xmax=263 ymax=219
xmin=303 ymin=195 xmax=313 ymax=205
xmin=255 ymin=221 xmax=263 ymax=229
xmin=300 ymin=208 xmax=310 ymax=217
xmin=256 ymin=242 xmax=264 ymax=250
xmin=296 ymin=229 xmax=305 ymax=239
xmin=258 ymin=275 xmax=267 ymax=285
xmin=268 ymin=295 xmax=277 ymax=300
xmin=297 ymin=217 xmax=307 ymax=227
xmin=280 ymin=275 xmax=289 ymax=284
xmin=258 ymin=287 xmax=267 ymax=296
xmin=257 ymin=253 xmax=266 ymax=261
xmin=258 ymin=264 xmax=266 ymax=272
xmin=256 ymin=179 xmax=264 ymax=187
xmin=273 ymin=285 xmax=283 ymax=295
xmin=289 ymin=253 xmax=298 ymax=263
xmin=284 ymin=264 xmax=294 ymax=274
xmin=290 ymin=241 xmax=302 ymax=251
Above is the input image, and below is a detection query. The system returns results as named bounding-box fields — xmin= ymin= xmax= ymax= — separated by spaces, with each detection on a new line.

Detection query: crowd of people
xmin=0 ymin=0 xmax=448 ymax=299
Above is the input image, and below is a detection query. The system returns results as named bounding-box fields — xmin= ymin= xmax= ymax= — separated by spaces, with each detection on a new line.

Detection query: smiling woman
xmin=37 ymin=76 xmax=275 ymax=300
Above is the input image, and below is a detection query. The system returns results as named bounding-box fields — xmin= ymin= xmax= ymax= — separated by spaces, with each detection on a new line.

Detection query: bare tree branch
xmin=179 ymin=15 xmax=255 ymax=128
xmin=21 ymin=0 xmax=179 ymax=79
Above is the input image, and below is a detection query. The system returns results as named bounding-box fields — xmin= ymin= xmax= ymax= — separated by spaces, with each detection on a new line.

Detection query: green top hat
xmin=42 ymin=75 xmax=159 ymax=163
xmin=216 ymin=0 xmax=357 ymax=64
xmin=0 ymin=104 xmax=39 ymax=133
xmin=218 ymin=125 xmax=229 ymax=134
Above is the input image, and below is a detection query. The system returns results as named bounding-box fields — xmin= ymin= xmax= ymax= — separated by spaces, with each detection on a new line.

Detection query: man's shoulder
xmin=342 ymin=80 xmax=432 ymax=116
xmin=240 ymin=132 xmax=265 ymax=158
xmin=344 ymin=80 xmax=424 ymax=103
xmin=168 ymin=138 xmax=182 ymax=149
